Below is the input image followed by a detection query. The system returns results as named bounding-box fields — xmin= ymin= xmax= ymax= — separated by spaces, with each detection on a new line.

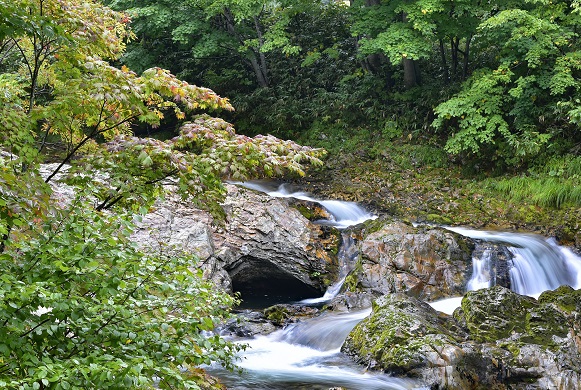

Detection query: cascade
xmin=231 ymin=181 xmax=377 ymax=228
xmin=207 ymin=308 xmax=418 ymax=390
xmin=447 ymin=227 xmax=581 ymax=297
xmin=213 ymin=183 xmax=581 ymax=388
xmin=300 ymin=232 xmax=359 ymax=305
xmin=430 ymin=227 xmax=581 ymax=314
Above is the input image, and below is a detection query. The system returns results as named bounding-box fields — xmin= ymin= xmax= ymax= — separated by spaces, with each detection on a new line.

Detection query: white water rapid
xmin=231 ymin=181 xmax=377 ymax=228
xmin=429 ymin=227 xmax=581 ymax=314
xmin=208 ymin=309 xmax=420 ymax=390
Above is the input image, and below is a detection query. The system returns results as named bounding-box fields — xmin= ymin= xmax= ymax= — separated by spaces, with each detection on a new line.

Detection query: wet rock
xmin=219 ymin=310 xmax=278 ymax=337
xmin=344 ymin=219 xmax=472 ymax=301
xmin=343 ymin=286 xmax=581 ymax=389
xmin=469 ymin=242 xmax=513 ymax=289
xmin=263 ymin=304 xmax=320 ymax=326
xmin=327 ymin=291 xmax=377 ymax=312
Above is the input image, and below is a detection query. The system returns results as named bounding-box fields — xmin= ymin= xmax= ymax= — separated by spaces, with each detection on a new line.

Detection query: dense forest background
xmin=106 ymin=0 xmax=581 ymax=173
xmin=99 ymin=0 xmax=581 ymax=213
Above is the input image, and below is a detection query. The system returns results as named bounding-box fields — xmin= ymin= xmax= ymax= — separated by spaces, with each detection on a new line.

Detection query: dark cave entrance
xmin=227 ymin=256 xmax=322 ymax=309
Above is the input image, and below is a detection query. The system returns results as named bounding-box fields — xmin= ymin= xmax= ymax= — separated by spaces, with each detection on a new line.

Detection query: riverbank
xmin=295 ymin=141 xmax=581 ymax=250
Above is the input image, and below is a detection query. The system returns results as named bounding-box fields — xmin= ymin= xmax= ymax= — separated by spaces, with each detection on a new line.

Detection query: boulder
xmin=343 ymin=286 xmax=581 ymax=389
xmin=343 ymin=219 xmax=473 ymax=301
xmin=133 ymin=183 xmax=340 ymax=302
xmin=216 ymin=184 xmax=338 ymax=300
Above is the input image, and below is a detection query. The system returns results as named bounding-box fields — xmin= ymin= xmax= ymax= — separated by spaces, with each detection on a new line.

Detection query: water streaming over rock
xmin=448 ymin=227 xmax=581 ymax=297
xmin=207 ymin=309 xmax=419 ymax=390
xmin=215 ymin=184 xmax=581 ymax=388
xmin=430 ymin=227 xmax=581 ymax=314
xmin=300 ymin=233 xmax=359 ymax=305
xmin=210 ymin=183 xmax=421 ymax=388
xmin=231 ymin=181 xmax=377 ymax=228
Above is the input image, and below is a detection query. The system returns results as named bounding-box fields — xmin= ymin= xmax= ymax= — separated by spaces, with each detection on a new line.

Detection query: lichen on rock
xmin=343 ymin=286 xmax=581 ymax=389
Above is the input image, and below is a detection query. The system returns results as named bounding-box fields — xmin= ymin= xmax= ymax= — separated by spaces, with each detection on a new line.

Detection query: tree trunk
xmin=253 ymin=16 xmax=270 ymax=87
xmin=439 ymin=39 xmax=449 ymax=83
xmin=462 ymin=34 xmax=473 ymax=80
xmin=222 ymin=9 xmax=270 ymax=88
xmin=403 ymin=58 xmax=419 ymax=88
xmin=450 ymin=37 xmax=459 ymax=77
xmin=249 ymin=54 xmax=269 ymax=88
xmin=402 ymin=12 xmax=420 ymax=89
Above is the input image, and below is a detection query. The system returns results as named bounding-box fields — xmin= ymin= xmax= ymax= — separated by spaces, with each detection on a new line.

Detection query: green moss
xmin=344 ymin=294 xmax=461 ymax=372
xmin=498 ymin=341 xmax=522 ymax=360
xmin=538 ymin=285 xmax=581 ymax=313
xmin=343 ymin=259 xmax=364 ymax=292
xmin=264 ymin=305 xmax=289 ymax=325
xmin=294 ymin=204 xmax=316 ymax=220
xmin=461 ymin=287 xmax=536 ymax=342
xmin=426 ymin=213 xmax=454 ymax=225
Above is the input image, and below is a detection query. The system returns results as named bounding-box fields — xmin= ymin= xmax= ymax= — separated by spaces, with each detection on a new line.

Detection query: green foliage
xmin=359 ymin=22 xmax=433 ymax=64
xmin=0 ymin=1 xmax=328 ymax=388
xmin=0 ymin=188 xmax=240 ymax=389
xmin=482 ymin=155 xmax=581 ymax=208
xmin=484 ymin=176 xmax=581 ymax=209
xmin=434 ymin=2 xmax=581 ymax=168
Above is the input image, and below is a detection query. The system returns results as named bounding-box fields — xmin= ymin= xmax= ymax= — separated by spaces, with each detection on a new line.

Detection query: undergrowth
xmin=481 ymin=156 xmax=581 ymax=209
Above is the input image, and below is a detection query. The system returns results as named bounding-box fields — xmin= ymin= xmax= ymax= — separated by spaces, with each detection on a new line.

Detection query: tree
xmin=108 ymin=0 xmax=314 ymax=89
xmin=349 ymin=0 xmax=490 ymax=88
xmin=0 ymin=0 xmax=325 ymax=388
xmin=433 ymin=1 xmax=581 ymax=167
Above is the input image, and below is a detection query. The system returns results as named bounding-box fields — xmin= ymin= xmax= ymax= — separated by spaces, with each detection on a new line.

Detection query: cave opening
xmin=227 ymin=256 xmax=322 ymax=309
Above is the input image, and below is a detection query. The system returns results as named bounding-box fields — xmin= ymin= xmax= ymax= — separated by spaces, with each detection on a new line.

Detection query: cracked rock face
xmin=345 ymin=220 xmax=472 ymax=301
xmin=133 ymin=184 xmax=339 ymax=302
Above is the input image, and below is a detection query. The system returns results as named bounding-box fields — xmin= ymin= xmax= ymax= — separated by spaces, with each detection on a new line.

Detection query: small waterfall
xmin=279 ymin=308 xmax=372 ymax=350
xmin=465 ymin=248 xmax=493 ymax=291
xmin=430 ymin=227 xmax=581 ymax=314
xmin=447 ymin=227 xmax=581 ymax=297
xmin=231 ymin=181 xmax=377 ymax=228
xmin=300 ymin=232 xmax=360 ymax=305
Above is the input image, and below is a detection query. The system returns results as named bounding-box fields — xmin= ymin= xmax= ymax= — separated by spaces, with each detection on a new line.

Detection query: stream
xmin=208 ymin=182 xmax=581 ymax=389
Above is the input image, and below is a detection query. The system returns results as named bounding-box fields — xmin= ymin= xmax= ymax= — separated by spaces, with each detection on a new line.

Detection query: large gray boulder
xmin=342 ymin=285 xmax=581 ymax=389
xmin=343 ymin=220 xmax=472 ymax=301
xmin=132 ymin=183 xmax=339 ymax=300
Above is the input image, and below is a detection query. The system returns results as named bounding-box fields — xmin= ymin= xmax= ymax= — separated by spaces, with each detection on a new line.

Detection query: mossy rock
xmin=342 ymin=293 xmax=463 ymax=372
xmin=461 ymin=286 xmax=536 ymax=342
xmin=461 ymin=286 xmax=570 ymax=348
xmin=263 ymin=305 xmax=290 ymax=325
xmin=425 ymin=213 xmax=454 ymax=225
xmin=538 ymin=285 xmax=581 ymax=314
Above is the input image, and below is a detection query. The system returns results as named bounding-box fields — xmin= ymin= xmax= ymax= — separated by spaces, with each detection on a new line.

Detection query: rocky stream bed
xmin=126 ymin=179 xmax=581 ymax=389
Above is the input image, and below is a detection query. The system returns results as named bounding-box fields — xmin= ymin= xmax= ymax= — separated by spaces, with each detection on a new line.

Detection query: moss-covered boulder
xmin=342 ymin=294 xmax=464 ymax=371
xmin=343 ymin=286 xmax=581 ymax=389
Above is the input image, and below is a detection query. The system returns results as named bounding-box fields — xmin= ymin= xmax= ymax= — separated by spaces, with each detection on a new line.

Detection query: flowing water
xmin=231 ymin=181 xmax=377 ymax=228
xmin=213 ymin=183 xmax=581 ymax=387
xmin=208 ymin=309 xmax=419 ymax=390
xmin=430 ymin=227 xmax=581 ymax=314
